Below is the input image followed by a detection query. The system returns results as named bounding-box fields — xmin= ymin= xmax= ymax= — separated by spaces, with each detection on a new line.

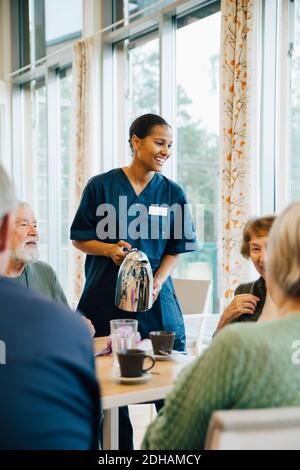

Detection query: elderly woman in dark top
xmin=216 ymin=215 xmax=277 ymax=333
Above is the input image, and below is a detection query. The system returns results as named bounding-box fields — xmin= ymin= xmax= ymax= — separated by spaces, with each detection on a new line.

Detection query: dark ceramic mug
xmin=117 ymin=349 xmax=156 ymax=377
xmin=150 ymin=331 xmax=175 ymax=356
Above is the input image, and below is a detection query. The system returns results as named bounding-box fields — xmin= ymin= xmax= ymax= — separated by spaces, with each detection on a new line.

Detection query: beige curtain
xmin=220 ymin=0 xmax=257 ymax=308
xmin=69 ymin=36 xmax=99 ymax=308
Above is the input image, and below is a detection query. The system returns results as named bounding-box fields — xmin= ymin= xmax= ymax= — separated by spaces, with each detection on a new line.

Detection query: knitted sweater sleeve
xmin=142 ymin=328 xmax=248 ymax=450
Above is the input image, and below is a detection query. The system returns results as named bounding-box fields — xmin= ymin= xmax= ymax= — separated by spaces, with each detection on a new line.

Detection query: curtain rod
xmin=7 ymin=0 xmax=166 ymax=80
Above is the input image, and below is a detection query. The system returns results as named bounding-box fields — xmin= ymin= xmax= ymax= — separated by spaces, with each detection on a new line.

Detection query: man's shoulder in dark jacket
xmin=0 ymin=277 xmax=100 ymax=450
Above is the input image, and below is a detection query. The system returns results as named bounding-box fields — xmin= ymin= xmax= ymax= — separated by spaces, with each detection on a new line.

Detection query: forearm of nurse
xmin=72 ymin=239 xmax=131 ymax=265
xmin=153 ymin=254 xmax=179 ymax=302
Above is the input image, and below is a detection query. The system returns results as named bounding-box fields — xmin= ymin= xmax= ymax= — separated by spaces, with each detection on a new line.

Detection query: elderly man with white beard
xmin=5 ymin=201 xmax=95 ymax=336
xmin=5 ymin=202 xmax=68 ymax=304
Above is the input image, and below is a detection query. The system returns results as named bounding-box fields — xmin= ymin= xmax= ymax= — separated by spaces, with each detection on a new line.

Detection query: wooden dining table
xmin=94 ymin=337 xmax=194 ymax=450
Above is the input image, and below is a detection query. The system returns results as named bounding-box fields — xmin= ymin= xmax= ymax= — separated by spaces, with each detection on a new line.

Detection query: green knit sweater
xmin=142 ymin=314 xmax=300 ymax=450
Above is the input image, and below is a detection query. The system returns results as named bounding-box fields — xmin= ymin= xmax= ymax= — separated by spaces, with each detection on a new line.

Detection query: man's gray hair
xmin=0 ymin=165 xmax=17 ymax=222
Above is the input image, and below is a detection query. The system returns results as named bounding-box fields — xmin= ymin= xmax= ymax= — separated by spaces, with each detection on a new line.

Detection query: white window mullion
xmin=99 ymin=42 xmax=113 ymax=172
xmin=47 ymin=69 xmax=59 ymax=272
xmin=11 ymin=85 xmax=23 ymax=197
xmin=115 ymin=40 xmax=129 ymax=168
xmin=160 ymin=12 xmax=176 ymax=181
xmin=21 ymin=83 xmax=34 ymax=202
xmin=275 ymin=0 xmax=291 ymax=211
xmin=260 ymin=0 xmax=278 ymax=214
xmin=101 ymin=35 xmax=115 ymax=172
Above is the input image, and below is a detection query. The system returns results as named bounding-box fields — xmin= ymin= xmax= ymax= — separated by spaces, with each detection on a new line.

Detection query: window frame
xmin=260 ymin=0 xmax=296 ymax=213
xmin=287 ymin=0 xmax=300 ymax=203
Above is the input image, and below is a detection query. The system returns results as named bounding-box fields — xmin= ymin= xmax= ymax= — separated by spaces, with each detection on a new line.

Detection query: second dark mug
xmin=150 ymin=331 xmax=175 ymax=355
xmin=117 ymin=349 xmax=156 ymax=377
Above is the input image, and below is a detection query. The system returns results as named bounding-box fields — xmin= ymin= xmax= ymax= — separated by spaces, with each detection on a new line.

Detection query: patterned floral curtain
xmin=69 ymin=37 xmax=98 ymax=307
xmin=220 ymin=0 xmax=257 ymax=308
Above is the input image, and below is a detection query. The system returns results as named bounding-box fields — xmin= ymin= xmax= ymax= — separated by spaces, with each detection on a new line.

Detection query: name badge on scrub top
xmin=148 ymin=206 xmax=168 ymax=217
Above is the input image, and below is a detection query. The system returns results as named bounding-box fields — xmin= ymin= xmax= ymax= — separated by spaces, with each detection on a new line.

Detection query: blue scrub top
xmin=70 ymin=168 xmax=197 ymax=347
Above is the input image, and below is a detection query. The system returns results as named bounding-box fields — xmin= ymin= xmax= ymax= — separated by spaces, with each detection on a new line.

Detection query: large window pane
xmin=113 ymin=0 xmax=172 ymax=23
xmin=127 ymin=36 xmax=160 ymax=155
xmin=175 ymin=9 xmax=221 ymax=312
xmin=290 ymin=0 xmax=300 ymax=200
xmin=14 ymin=0 xmax=82 ymax=69
xmin=45 ymin=0 xmax=82 ymax=46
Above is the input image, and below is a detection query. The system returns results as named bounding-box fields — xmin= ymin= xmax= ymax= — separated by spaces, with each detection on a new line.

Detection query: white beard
xmin=11 ymin=244 xmax=40 ymax=264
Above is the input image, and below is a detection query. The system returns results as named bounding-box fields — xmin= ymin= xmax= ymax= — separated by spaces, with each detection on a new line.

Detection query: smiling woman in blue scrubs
xmin=70 ymin=114 xmax=197 ymax=448
xmin=71 ymin=113 xmax=197 ymax=344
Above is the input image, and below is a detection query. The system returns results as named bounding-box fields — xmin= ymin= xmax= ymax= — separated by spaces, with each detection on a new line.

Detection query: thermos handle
xmin=122 ymin=247 xmax=137 ymax=254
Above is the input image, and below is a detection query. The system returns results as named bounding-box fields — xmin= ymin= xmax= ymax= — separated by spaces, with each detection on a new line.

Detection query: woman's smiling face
xmin=131 ymin=125 xmax=173 ymax=172
xmin=249 ymin=235 xmax=268 ymax=279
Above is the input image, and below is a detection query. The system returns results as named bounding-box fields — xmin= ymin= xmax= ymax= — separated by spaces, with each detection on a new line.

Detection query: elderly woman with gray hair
xmin=142 ymin=202 xmax=300 ymax=450
xmin=216 ymin=215 xmax=278 ymax=332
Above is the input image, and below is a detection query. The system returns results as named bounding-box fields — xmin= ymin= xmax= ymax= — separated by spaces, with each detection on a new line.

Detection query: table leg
xmin=103 ymin=408 xmax=119 ymax=450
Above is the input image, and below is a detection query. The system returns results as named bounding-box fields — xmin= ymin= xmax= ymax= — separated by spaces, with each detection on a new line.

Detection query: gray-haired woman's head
xmin=267 ymin=201 xmax=300 ymax=304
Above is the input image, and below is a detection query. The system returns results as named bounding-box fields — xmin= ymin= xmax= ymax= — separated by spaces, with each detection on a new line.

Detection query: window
xmin=261 ymin=0 xmax=300 ymax=210
xmin=175 ymin=6 xmax=221 ymax=312
xmin=126 ymin=0 xmax=159 ymax=16
xmin=10 ymin=0 xmax=79 ymax=298
xmin=10 ymin=0 xmax=222 ymax=306
xmin=45 ymin=0 xmax=82 ymax=47
xmin=290 ymin=0 xmax=300 ymax=200
xmin=16 ymin=68 xmax=73 ymax=294
xmin=127 ymin=35 xmax=160 ymax=139
xmin=113 ymin=0 xmax=173 ymax=23
xmin=11 ymin=0 xmax=82 ymax=70
xmin=111 ymin=1 xmax=221 ymax=311
xmin=114 ymin=33 xmax=160 ymax=164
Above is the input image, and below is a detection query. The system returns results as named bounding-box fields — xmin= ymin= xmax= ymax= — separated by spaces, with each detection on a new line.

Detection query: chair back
xmin=173 ymin=279 xmax=220 ymax=355
xmin=172 ymin=278 xmax=212 ymax=314
xmin=205 ymin=408 xmax=300 ymax=450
